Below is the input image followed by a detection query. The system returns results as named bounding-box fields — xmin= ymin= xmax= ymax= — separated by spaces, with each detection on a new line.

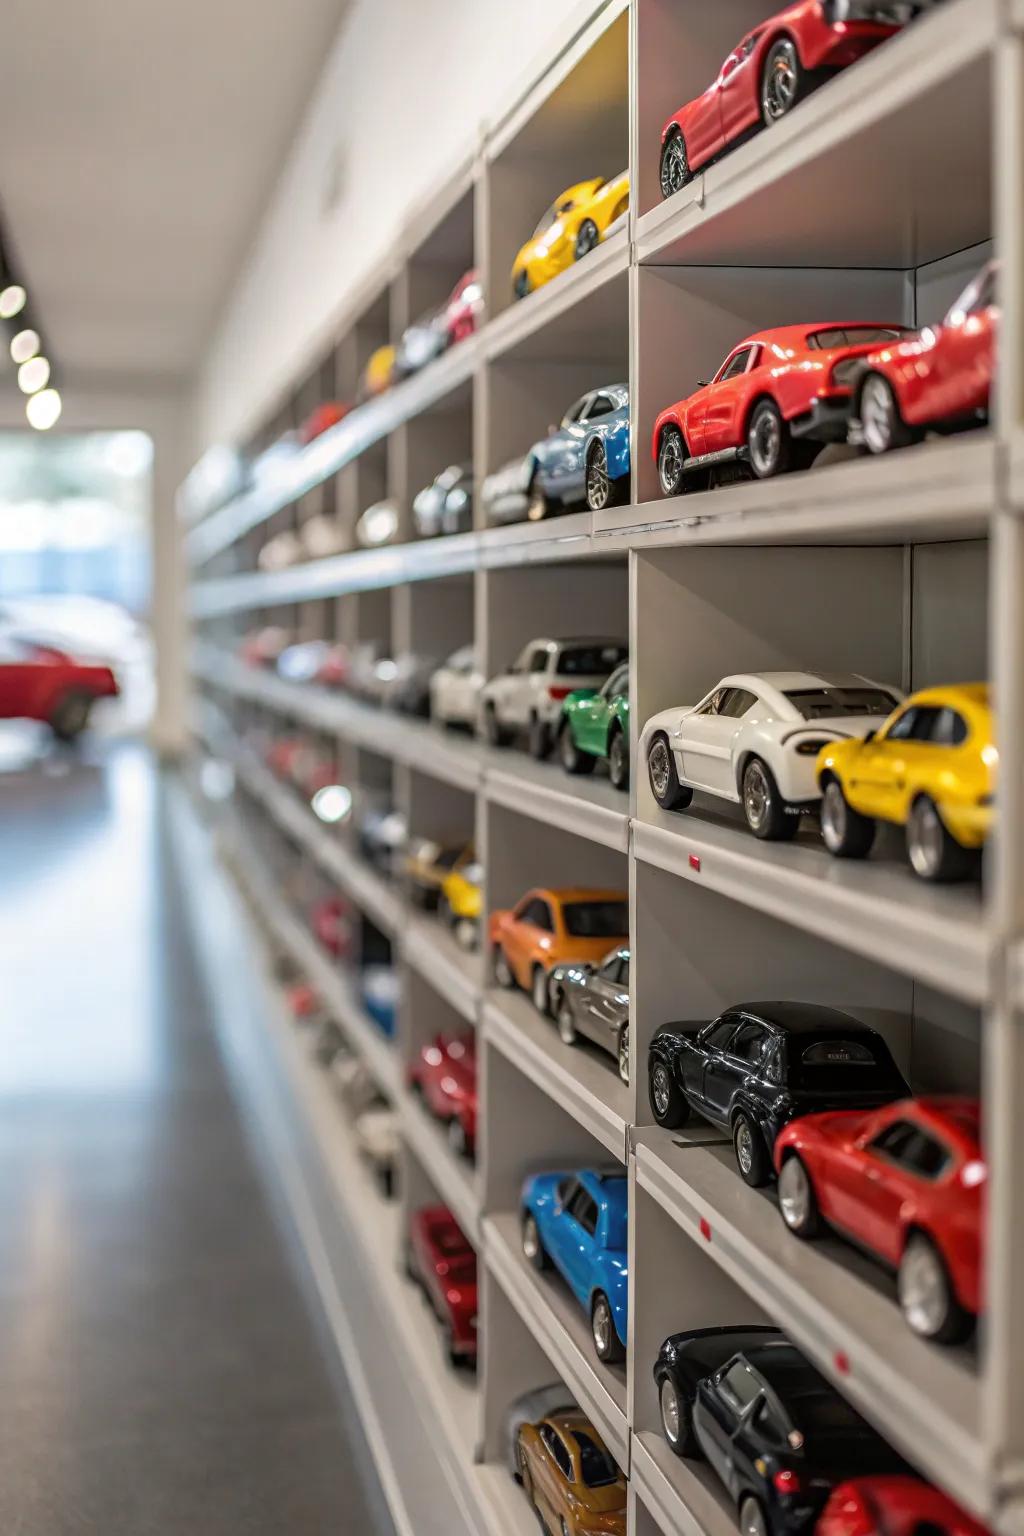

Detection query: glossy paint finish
xmin=443 ymin=268 xmax=484 ymax=346
xmin=817 ymin=1476 xmax=990 ymax=1536
xmin=404 ymin=838 xmax=473 ymax=910
xmin=511 ymin=173 xmax=629 ymax=296
xmin=560 ymin=665 xmax=630 ymax=768
xmin=516 ymin=1409 xmax=627 ymax=1535
xmin=406 ymin=1205 xmax=478 ymax=1362
xmin=489 ymin=887 xmax=629 ymax=1002
xmin=530 ymin=384 xmax=630 ymax=513
xmin=298 ymin=401 xmax=352 ymax=444
xmin=520 ymin=1169 xmax=628 ymax=1351
xmin=0 ymin=636 xmax=118 ymax=734
xmin=408 ymin=1034 xmax=478 ymax=1154
xmin=548 ymin=946 xmax=630 ymax=1082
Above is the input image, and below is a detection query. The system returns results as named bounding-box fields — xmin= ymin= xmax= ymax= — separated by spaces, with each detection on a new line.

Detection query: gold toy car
xmin=817 ymin=683 xmax=994 ymax=881
xmin=511 ymin=173 xmax=629 ymax=299
xmin=516 ymin=1409 xmax=626 ymax=1535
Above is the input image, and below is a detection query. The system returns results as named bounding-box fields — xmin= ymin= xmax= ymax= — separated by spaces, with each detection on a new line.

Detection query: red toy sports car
xmin=406 ymin=1204 xmax=478 ymax=1367
xmin=849 ymin=261 xmax=997 ymax=455
xmin=408 ymin=1034 xmax=478 ymax=1158
xmin=774 ymin=1096 xmax=983 ymax=1343
xmin=818 ymin=1477 xmax=988 ymax=1536
xmin=298 ymin=401 xmax=352 ymax=446
xmin=0 ymin=635 xmax=118 ymax=739
xmin=443 ymin=268 xmax=484 ymax=347
xmin=659 ymin=2 xmax=923 ymax=198
xmin=310 ymin=894 xmax=354 ymax=959
xmin=652 ymin=321 xmax=908 ymax=492
xmin=314 ymin=643 xmax=351 ymax=690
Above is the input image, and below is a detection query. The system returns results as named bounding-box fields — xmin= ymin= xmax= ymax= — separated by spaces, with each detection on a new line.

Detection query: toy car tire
xmin=526 ymin=475 xmax=552 ymax=523
xmin=659 ymin=1376 xmax=699 ymax=1457
xmin=906 ymin=794 xmax=974 ymax=883
xmin=777 ymin=1153 xmax=821 ymax=1238
xmin=649 ymin=1058 xmax=691 ymax=1129
xmin=531 ymin=965 xmax=551 ymax=1015
xmin=50 ymin=688 xmax=95 ymax=741
xmin=647 ymin=731 xmax=694 ymax=812
xmin=482 ymin=703 xmax=512 ymax=748
xmin=448 ymin=1119 xmax=471 ymax=1159
xmin=657 ymin=425 xmax=687 ymax=497
xmin=558 ymin=718 xmax=596 ymax=775
xmin=585 ymin=440 xmax=623 ymax=512
xmin=608 ymin=725 xmax=630 ymax=791
xmin=858 ymin=371 xmax=916 ymax=455
xmin=521 ymin=1210 xmax=551 ymax=1271
xmin=556 ymin=998 xmax=578 ymax=1046
xmin=747 ymin=398 xmax=791 ymax=479
xmin=740 ymin=1494 xmax=770 ymax=1536
xmin=574 ymin=218 xmax=599 ymax=261
xmin=898 ymin=1232 xmax=972 ymax=1344
xmin=733 ymin=1110 xmax=771 ymax=1187
xmin=660 ymin=127 xmax=690 ymax=199
xmin=492 ymin=945 xmax=516 ymax=989
xmin=378 ymin=1165 xmax=395 ymax=1199
xmin=617 ymin=1023 xmax=630 ymax=1086
xmin=591 ymin=1291 xmax=624 ymax=1363
xmin=528 ymin=714 xmax=552 ymax=760
xmin=741 ymin=756 xmax=798 ymax=841
xmin=513 ymin=270 xmax=531 ymax=301
xmin=761 ymin=36 xmax=806 ymax=127
xmin=819 ymin=777 xmax=876 ymax=859
xmin=454 ymin=917 xmax=477 ymax=951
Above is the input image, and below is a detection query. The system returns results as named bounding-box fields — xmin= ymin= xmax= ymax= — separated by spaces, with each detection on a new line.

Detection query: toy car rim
xmin=592 ymin=1294 xmax=612 ymax=1355
xmin=660 ymin=131 xmax=689 ymax=198
xmin=762 ymin=39 xmax=799 ymax=123
xmin=532 ymin=967 xmax=550 ymax=1014
xmin=660 ymin=1377 xmax=682 ymax=1445
xmin=586 ymin=442 xmax=611 ymax=510
xmin=748 ymin=401 xmax=783 ymax=477
xmin=522 ymin=1213 xmax=541 ymax=1261
xmin=454 ymin=917 xmax=476 ymax=950
xmin=741 ymin=1496 xmax=769 ymax=1536
xmin=575 ymin=218 xmax=599 ymax=260
xmin=658 ymin=429 xmax=685 ymax=495
xmin=743 ymin=759 xmax=772 ymax=833
xmin=821 ymin=780 xmax=850 ymax=852
xmin=860 ymin=373 xmax=899 ymax=454
xmin=609 ymin=730 xmax=628 ymax=790
xmin=560 ymin=1522 xmax=570 ymax=1536
xmin=778 ymin=1155 xmax=813 ymax=1232
xmin=907 ymin=796 xmax=946 ymax=879
xmin=513 ymin=270 xmax=530 ymax=301
xmin=558 ymin=1002 xmax=577 ymax=1046
xmin=735 ymin=1117 xmax=756 ymax=1177
xmin=618 ymin=1025 xmax=630 ymax=1085
xmin=899 ymin=1234 xmax=952 ymax=1338
xmin=648 ymin=737 xmax=673 ymax=799
xmin=651 ymin=1062 xmax=672 ymax=1118
xmin=493 ymin=946 xmax=515 ymax=987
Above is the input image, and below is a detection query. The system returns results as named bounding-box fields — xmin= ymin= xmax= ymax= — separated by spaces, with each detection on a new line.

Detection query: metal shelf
xmin=483 ymin=224 xmax=629 ymax=364
xmin=484 ymin=749 xmax=629 ymax=853
xmin=405 ymin=913 xmax=482 ymax=1026
xmin=403 ymin=1086 xmax=482 ymax=1243
xmin=630 ymin=1429 xmax=738 ymax=1536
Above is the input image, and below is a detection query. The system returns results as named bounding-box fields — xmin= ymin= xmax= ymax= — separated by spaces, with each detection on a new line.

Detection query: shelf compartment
xmin=405 ymin=913 xmax=482 ymax=1025
xmin=630 ymin=1430 xmax=738 ymax=1536
xmin=402 ymin=1084 xmax=481 ymax=1243
xmin=484 ymin=750 xmax=629 ymax=853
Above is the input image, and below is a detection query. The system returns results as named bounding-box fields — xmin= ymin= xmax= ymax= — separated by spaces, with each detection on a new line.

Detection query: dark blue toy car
xmin=520 ymin=1167 xmax=628 ymax=1363
xmin=527 ymin=384 xmax=630 ymax=517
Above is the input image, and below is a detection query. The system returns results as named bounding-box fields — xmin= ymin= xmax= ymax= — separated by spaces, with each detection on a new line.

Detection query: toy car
xmin=0 ymin=633 xmax=120 ymax=740
xmin=817 ymin=683 xmax=994 ymax=881
xmin=481 ymin=455 xmax=533 ymax=526
xmin=527 ymin=385 xmax=631 ymax=517
xmin=642 ymin=671 xmax=901 ymax=840
xmin=353 ymin=1102 xmax=399 ymax=1198
xmin=394 ymin=309 xmax=447 ymax=378
xmin=405 ymin=838 xmax=474 ymax=910
xmin=817 ymin=1477 xmax=988 ymax=1536
xmin=257 ymin=528 xmax=303 ymax=572
xmin=355 ymin=497 xmax=400 ymax=547
xmin=654 ymin=1325 xmax=906 ymax=1532
xmin=357 ymin=803 xmax=407 ymax=876
xmin=557 ymin=661 xmax=630 ymax=791
xmin=481 ymin=637 xmax=628 ymax=758
xmin=443 ymin=268 xmax=484 ymax=345
xmin=659 ymin=3 xmax=925 ymax=199
xmin=405 ymin=1205 xmax=478 ymax=1367
xmin=299 ymin=512 xmax=347 ymax=560
xmin=850 ymin=262 xmax=997 ymax=454
xmin=430 ymin=644 xmax=484 ymax=729
xmin=377 ymin=651 xmax=440 ymax=716
xmin=239 ymin=625 xmax=290 ymax=669
xmin=503 ymin=1383 xmax=577 ymax=1478
xmin=652 ymin=323 xmax=908 ymax=494
xmin=490 ymin=887 xmax=629 ymax=1015
xmin=298 ymin=401 xmax=352 ymax=445
xmin=648 ymin=1002 xmax=908 ymax=1186
xmin=775 ymin=1096 xmax=982 ymax=1342
xmin=512 ymin=173 xmax=629 ymax=299
xmin=408 ymin=1033 xmax=478 ymax=1157
xmin=548 ymin=946 xmax=630 ymax=1085
xmin=439 ymin=855 xmax=483 ymax=951
xmin=412 ymin=463 xmax=473 ymax=538
xmin=310 ymin=895 xmax=354 ymax=959
xmin=521 ymin=1169 xmax=628 ymax=1363
xmin=516 ymin=1408 xmax=626 ymax=1534
xmin=277 ymin=639 xmax=333 ymax=683
xmin=331 ymin=1049 xmax=381 ymax=1116
xmin=361 ymin=965 xmax=398 ymax=1036
xmin=285 ymin=981 xmax=323 ymax=1027
xmin=360 ymin=343 xmax=397 ymax=399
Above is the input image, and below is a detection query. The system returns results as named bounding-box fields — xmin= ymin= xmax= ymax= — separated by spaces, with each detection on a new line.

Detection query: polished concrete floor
xmin=0 ymin=740 xmax=395 ymax=1534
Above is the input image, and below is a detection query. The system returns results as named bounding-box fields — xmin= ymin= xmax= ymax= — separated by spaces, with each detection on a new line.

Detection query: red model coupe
xmin=443 ymin=268 xmax=484 ymax=346
xmin=849 ymin=261 xmax=997 ymax=455
xmin=659 ymin=2 xmax=922 ymax=198
xmin=298 ymin=401 xmax=352 ymax=446
xmin=310 ymin=894 xmax=354 ymax=959
xmin=652 ymin=321 xmax=908 ymax=492
xmin=774 ymin=1096 xmax=983 ymax=1344
xmin=408 ymin=1034 xmax=478 ymax=1158
xmin=818 ymin=1477 xmax=988 ymax=1536
xmin=0 ymin=634 xmax=118 ymax=739
xmin=406 ymin=1204 xmax=478 ymax=1367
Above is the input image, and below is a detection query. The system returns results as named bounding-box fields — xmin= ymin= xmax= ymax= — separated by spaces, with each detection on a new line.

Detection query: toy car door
xmin=692 ymin=1016 xmax=740 ymax=1112
xmin=700 ymin=344 xmax=759 ymax=456
xmin=853 ymin=1116 xmax=950 ymax=1265
xmin=686 ymin=70 xmax=728 ymax=170
xmin=719 ymin=33 xmax=762 ymax=144
xmin=680 ymin=686 xmax=754 ymax=796
xmin=851 ymin=704 xmax=941 ymax=820
xmin=579 ymin=950 xmax=626 ymax=1050
xmin=927 ymin=265 xmax=997 ymax=424
xmin=560 ymin=1182 xmax=600 ymax=1302
xmin=542 ymin=396 xmax=593 ymax=502
xmin=695 ymin=1356 xmax=762 ymax=1494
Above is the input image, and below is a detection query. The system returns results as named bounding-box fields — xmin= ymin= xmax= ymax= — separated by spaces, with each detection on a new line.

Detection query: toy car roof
xmin=718 ymin=669 xmax=887 ymax=693
xmin=733 ymin=1001 xmax=871 ymax=1035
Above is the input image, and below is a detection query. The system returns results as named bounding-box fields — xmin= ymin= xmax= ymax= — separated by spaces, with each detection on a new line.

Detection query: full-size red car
xmin=774 ymin=1096 xmax=983 ymax=1344
xmin=408 ymin=1034 xmax=478 ymax=1158
xmin=298 ymin=401 xmax=352 ymax=445
xmin=0 ymin=634 xmax=118 ymax=739
xmin=659 ymin=2 xmax=923 ymax=198
xmin=406 ymin=1204 xmax=478 ymax=1367
xmin=817 ymin=1477 xmax=988 ymax=1536
xmin=443 ymin=268 xmax=484 ymax=346
xmin=652 ymin=322 xmax=908 ymax=493
xmin=849 ymin=262 xmax=998 ymax=455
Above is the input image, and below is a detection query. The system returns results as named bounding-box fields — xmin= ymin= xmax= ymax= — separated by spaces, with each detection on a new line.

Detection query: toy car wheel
xmin=378 ymin=1164 xmax=395 ymax=1199
xmin=660 ymin=128 xmax=690 ymax=199
xmin=575 ymin=218 xmax=600 ymax=261
xmin=586 ymin=440 xmax=622 ymax=511
xmin=521 ymin=1210 xmax=551 ymax=1270
xmin=647 ymin=731 xmax=694 ymax=812
xmin=482 ymin=703 xmax=512 ymax=748
xmin=777 ymin=1153 xmax=821 ymax=1238
xmin=528 ymin=714 xmax=552 ymax=760
xmin=447 ymin=1118 xmax=470 ymax=1159
xmin=50 ymin=689 xmax=95 ymax=742
xmin=403 ymin=1246 xmax=419 ymax=1284
xmin=532 ymin=965 xmax=551 ymax=1015
xmin=591 ymin=1291 xmax=624 ymax=1363
xmin=747 ymin=399 xmax=791 ymax=479
xmin=557 ymin=998 xmax=578 ymax=1046
xmin=454 ymin=917 xmax=477 ymax=951
xmin=761 ymin=37 xmax=804 ymax=126
xmin=858 ymin=371 xmax=915 ymax=455
xmin=515 ymin=1438 xmax=530 ymax=1489
xmin=513 ymin=269 xmax=531 ymax=301
xmin=558 ymin=718 xmax=596 ymax=776
xmin=659 ymin=1377 xmax=698 ymax=1457
xmin=608 ymin=726 xmax=630 ymax=791
xmin=820 ymin=777 xmax=877 ymax=859
xmin=526 ymin=474 xmax=552 ymax=523
xmin=733 ymin=1111 xmax=771 ymax=1187
xmin=740 ymin=1495 xmax=770 ymax=1536
xmin=906 ymin=794 xmax=973 ymax=882
xmin=649 ymin=1059 xmax=690 ymax=1129
xmin=617 ymin=1023 xmax=630 ymax=1086
xmin=492 ymin=945 xmax=516 ymax=989
xmin=657 ymin=426 xmax=687 ymax=497
xmin=742 ymin=757 xmax=798 ymax=841
xmin=561 ymin=1521 xmax=570 ymax=1536
xmin=898 ymin=1232 xmax=972 ymax=1343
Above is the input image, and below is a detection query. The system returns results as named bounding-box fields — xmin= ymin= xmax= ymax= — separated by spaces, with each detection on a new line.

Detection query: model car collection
xmin=521 ymin=1168 xmax=628 ymax=1362
xmin=490 ymin=887 xmax=629 ymax=1015
xmin=480 ymin=637 xmax=627 ymax=758
xmin=512 ymin=173 xmax=629 ymax=299
xmin=547 ymin=945 xmax=630 ymax=1084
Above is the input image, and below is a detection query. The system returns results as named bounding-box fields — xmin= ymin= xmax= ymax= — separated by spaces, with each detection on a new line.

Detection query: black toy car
xmin=647 ymin=1002 xmax=908 ymax=1186
xmin=654 ymin=1326 xmax=906 ymax=1536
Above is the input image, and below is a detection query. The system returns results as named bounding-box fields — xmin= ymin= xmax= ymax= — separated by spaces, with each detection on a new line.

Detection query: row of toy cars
xmin=482 ymin=383 xmax=631 ymax=525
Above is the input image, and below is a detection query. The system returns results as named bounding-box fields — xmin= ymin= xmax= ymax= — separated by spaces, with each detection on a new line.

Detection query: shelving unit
xmin=180 ymin=3 xmax=1024 ymax=1535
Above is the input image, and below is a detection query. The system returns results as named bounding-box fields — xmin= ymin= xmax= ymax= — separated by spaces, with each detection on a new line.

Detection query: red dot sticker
xmin=699 ymin=1217 xmax=712 ymax=1243
xmin=689 ymin=854 xmax=701 ymax=872
xmin=833 ymin=1351 xmax=850 ymax=1376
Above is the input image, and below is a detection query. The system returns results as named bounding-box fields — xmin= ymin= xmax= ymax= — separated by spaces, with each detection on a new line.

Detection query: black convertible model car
xmin=547 ymin=945 xmax=630 ymax=1084
xmin=647 ymin=1002 xmax=908 ymax=1186
xmin=654 ymin=1326 xmax=906 ymax=1536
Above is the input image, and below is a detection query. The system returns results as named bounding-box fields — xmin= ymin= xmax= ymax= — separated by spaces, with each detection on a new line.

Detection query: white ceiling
xmin=0 ymin=0 xmax=348 ymax=389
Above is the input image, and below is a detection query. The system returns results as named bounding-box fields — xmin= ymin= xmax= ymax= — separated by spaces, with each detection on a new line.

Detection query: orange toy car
xmin=489 ymin=887 xmax=629 ymax=1016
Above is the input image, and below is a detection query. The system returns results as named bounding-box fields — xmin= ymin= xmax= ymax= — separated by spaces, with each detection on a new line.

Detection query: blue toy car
xmin=527 ymin=384 xmax=630 ymax=518
xmin=520 ymin=1167 xmax=628 ymax=1363
xmin=361 ymin=965 xmax=398 ymax=1037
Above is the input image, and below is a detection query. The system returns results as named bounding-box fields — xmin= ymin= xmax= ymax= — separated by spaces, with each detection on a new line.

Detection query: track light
xmin=26 ymin=388 xmax=62 ymax=430
xmin=10 ymin=328 xmax=39 ymax=364
xmin=0 ymin=284 xmax=26 ymax=319
xmin=17 ymin=356 xmax=49 ymax=394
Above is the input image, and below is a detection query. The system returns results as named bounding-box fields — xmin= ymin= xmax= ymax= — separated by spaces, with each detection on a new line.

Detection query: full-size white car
xmin=479 ymin=636 xmax=628 ymax=758
xmin=430 ymin=644 xmax=484 ymax=729
xmin=642 ymin=671 xmax=902 ymax=840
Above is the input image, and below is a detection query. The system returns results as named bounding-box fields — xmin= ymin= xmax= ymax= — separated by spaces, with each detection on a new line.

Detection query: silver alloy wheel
xmin=522 ymin=1214 xmax=540 ymax=1261
xmin=494 ymin=947 xmax=513 ymax=987
xmin=558 ymin=1003 xmax=577 ymax=1046
xmin=741 ymin=1497 xmax=769 ymax=1536
xmin=610 ymin=731 xmax=627 ymax=788
xmin=763 ymin=40 xmax=798 ymax=122
xmin=576 ymin=219 xmax=599 ymax=259
xmin=907 ymin=797 xmax=944 ymax=879
xmin=560 ymin=725 xmax=578 ymax=769
xmin=660 ymin=1378 xmax=682 ymax=1445
xmin=820 ymin=780 xmax=847 ymax=852
xmin=743 ymin=759 xmax=771 ymax=833
xmin=749 ymin=405 xmax=782 ymax=476
xmin=649 ymin=738 xmax=672 ymax=799
xmin=592 ymin=1295 xmax=611 ymax=1355
xmin=618 ymin=1025 xmax=630 ymax=1085
xmin=532 ymin=967 xmax=549 ymax=1013
xmin=860 ymin=373 xmax=897 ymax=454
xmin=661 ymin=134 xmax=689 ymax=197
xmin=778 ymin=1156 xmax=811 ymax=1231
xmin=735 ymin=1117 xmax=754 ymax=1177
xmin=899 ymin=1235 xmax=949 ymax=1337
xmin=454 ymin=918 xmax=476 ymax=950
xmin=587 ymin=444 xmax=611 ymax=510
xmin=658 ymin=432 xmax=684 ymax=494
xmin=652 ymin=1062 xmax=671 ymax=1118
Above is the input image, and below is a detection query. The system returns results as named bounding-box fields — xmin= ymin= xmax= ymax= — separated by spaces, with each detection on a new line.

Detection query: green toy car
xmin=556 ymin=662 xmax=630 ymax=790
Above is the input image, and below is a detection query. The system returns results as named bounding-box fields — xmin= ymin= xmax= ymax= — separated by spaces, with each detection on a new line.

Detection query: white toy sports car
xmin=642 ymin=671 xmax=902 ymax=840
xmin=430 ymin=643 xmax=484 ymax=729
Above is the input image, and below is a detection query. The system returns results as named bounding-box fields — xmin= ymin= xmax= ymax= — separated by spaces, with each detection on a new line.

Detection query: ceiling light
xmin=26 ymin=388 xmax=62 ymax=430
xmin=17 ymin=356 xmax=50 ymax=394
xmin=0 ymin=285 xmax=26 ymax=319
xmin=11 ymin=328 xmax=40 ymax=364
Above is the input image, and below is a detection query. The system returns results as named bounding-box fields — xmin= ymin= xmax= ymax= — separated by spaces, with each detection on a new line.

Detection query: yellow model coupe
xmin=439 ymin=850 xmax=482 ymax=951
xmin=511 ymin=173 xmax=629 ymax=299
xmin=816 ymin=683 xmax=994 ymax=881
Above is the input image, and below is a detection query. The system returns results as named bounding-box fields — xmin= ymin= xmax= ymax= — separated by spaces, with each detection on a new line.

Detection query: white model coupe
xmin=430 ymin=644 xmax=484 ymax=729
xmin=479 ymin=636 xmax=628 ymax=758
xmin=642 ymin=671 xmax=902 ymax=840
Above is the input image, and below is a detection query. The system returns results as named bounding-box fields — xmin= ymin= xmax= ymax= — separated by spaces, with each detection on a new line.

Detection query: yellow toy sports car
xmin=360 ymin=344 xmax=397 ymax=400
xmin=816 ymin=683 xmax=994 ymax=882
xmin=440 ymin=851 xmax=483 ymax=950
xmin=511 ymin=172 xmax=629 ymax=300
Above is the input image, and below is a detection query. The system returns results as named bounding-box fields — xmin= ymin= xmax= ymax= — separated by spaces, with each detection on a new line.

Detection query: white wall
xmin=193 ymin=0 xmax=593 ymax=452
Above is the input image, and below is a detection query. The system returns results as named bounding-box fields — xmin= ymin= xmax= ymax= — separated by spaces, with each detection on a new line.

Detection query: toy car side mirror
xmin=696 ymin=378 xmax=708 ymax=388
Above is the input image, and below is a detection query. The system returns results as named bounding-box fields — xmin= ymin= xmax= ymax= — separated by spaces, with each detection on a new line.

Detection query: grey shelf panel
xmin=630 ymin=1430 xmax=738 ymax=1536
